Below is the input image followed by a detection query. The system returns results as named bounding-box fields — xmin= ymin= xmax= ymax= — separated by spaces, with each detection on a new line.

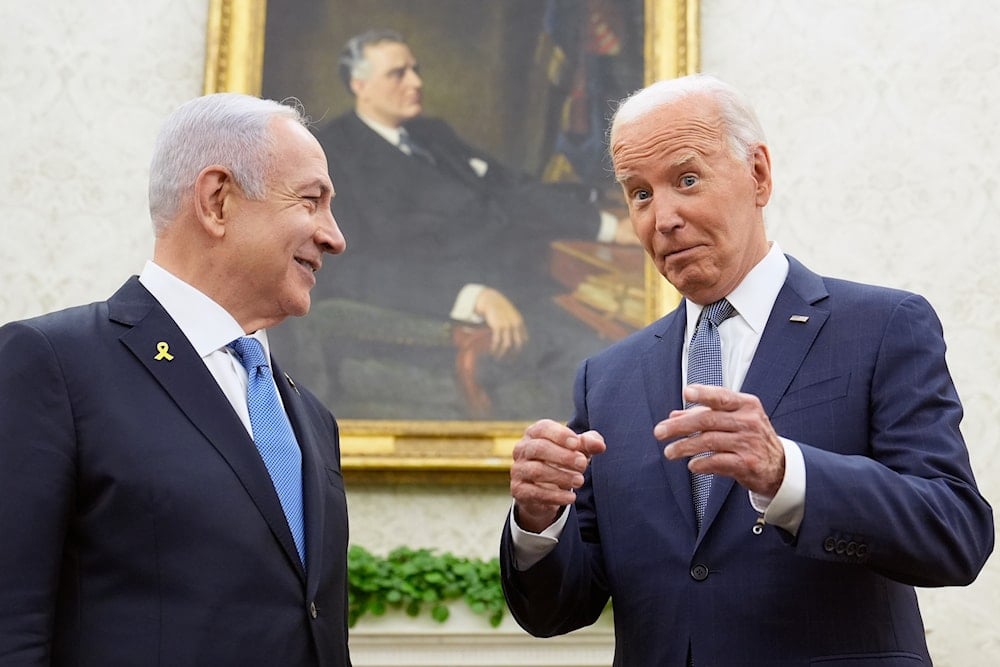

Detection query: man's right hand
xmin=510 ymin=419 xmax=607 ymax=533
xmin=474 ymin=287 xmax=528 ymax=357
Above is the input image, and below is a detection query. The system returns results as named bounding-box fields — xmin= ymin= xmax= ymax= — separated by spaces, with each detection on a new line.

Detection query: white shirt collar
xmin=685 ymin=242 xmax=789 ymax=337
xmin=356 ymin=111 xmax=403 ymax=147
xmin=138 ymin=260 xmax=270 ymax=358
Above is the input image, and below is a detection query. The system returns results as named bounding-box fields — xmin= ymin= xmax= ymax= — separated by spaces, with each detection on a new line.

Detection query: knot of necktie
xmin=227 ymin=336 xmax=268 ymax=375
xmin=699 ymin=298 xmax=736 ymax=328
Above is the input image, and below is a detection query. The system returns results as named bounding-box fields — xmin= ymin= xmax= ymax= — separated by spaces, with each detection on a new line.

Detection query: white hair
xmin=609 ymin=73 xmax=766 ymax=163
xmin=147 ymin=93 xmax=307 ymax=234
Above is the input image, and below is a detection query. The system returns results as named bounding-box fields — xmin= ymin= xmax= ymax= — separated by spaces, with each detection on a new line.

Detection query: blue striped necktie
xmin=686 ymin=299 xmax=736 ymax=529
xmin=228 ymin=337 xmax=306 ymax=565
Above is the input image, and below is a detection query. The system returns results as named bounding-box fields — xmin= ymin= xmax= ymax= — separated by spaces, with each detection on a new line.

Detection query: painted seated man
xmin=274 ymin=29 xmax=638 ymax=420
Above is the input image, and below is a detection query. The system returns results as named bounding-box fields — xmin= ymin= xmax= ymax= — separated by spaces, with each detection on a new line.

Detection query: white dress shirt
xmin=138 ymin=260 xmax=278 ymax=438
xmin=511 ymin=243 xmax=808 ymax=568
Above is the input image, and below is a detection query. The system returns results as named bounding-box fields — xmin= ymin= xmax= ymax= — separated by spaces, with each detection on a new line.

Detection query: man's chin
xmin=285 ymin=294 xmax=312 ymax=319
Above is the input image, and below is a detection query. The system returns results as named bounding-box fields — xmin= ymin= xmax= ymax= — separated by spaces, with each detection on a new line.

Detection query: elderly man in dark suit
xmin=279 ymin=29 xmax=637 ymax=421
xmin=500 ymin=74 xmax=994 ymax=665
xmin=0 ymin=93 xmax=352 ymax=665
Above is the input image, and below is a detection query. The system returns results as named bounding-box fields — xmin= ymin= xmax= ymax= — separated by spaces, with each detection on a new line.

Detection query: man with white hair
xmin=500 ymin=74 xmax=994 ymax=665
xmin=0 ymin=93 xmax=352 ymax=665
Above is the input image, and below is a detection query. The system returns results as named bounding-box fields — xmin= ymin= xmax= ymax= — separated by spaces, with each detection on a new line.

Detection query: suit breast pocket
xmin=771 ymin=373 xmax=851 ymax=419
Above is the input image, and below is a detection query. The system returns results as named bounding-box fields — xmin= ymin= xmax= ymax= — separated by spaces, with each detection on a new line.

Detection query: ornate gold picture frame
xmin=204 ymin=0 xmax=697 ymax=482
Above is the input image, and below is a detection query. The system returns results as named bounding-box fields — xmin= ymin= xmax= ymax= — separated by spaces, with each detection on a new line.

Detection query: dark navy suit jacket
xmin=501 ymin=256 xmax=993 ymax=666
xmin=0 ymin=278 xmax=351 ymax=666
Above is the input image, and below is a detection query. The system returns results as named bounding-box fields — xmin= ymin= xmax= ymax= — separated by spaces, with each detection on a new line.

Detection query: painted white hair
xmin=609 ymin=73 xmax=766 ymax=163
xmin=147 ymin=92 xmax=307 ymax=234
xmin=337 ymin=29 xmax=405 ymax=92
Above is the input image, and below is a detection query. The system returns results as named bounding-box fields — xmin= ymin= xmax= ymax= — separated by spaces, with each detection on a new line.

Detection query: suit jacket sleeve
xmin=499 ymin=362 xmax=612 ymax=637
xmin=0 ymin=321 xmax=76 ymax=663
xmin=787 ymin=292 xmax=993 ymax=586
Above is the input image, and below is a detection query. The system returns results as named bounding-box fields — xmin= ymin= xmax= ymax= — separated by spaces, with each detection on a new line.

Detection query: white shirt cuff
xmin=509 ymin=502 xmax=568 ymax=570
xmin=450 ymin=284 xmax=486 ymax=323
xmin=749 ymin=437 xmax=806 ymax=535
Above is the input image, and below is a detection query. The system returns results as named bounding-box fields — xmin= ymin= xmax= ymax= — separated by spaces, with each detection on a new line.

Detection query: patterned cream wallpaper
xmin=701 ymin=1 xmax=1000 ymax=663
xmin=0 ymin=0 xmax=996 ymax=663
xmin=0 ymin=0 xmax=207 ymax=317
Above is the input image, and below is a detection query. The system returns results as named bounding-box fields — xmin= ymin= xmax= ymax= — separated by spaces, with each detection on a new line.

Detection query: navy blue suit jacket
xmin=0 ymin=278 xmax=351 ymax=666
xmin=501 ymin=256 xmax=993 ymax=666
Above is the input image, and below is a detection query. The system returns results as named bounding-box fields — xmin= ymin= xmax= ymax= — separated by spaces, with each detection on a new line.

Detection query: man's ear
xmin=751 ymin=144 xmax=773 ymax=207
xmin=349 ymin=77 xmax=364 ymax=98
xmin=193 ymin=165 xmax=235 ymax=239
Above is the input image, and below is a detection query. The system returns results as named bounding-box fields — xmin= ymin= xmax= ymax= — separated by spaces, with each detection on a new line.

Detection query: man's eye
xmin=680 ymin=174 xmax=698 ymax=187
xmin=633 ymin=189 xmax=651 ymax=201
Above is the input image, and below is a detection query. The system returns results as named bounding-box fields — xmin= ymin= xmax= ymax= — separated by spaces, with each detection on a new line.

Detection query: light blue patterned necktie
xmin=228 ymin=337 xmax=306 ymax=566
xmin=686 ymin=299 xmax=736 ymax=530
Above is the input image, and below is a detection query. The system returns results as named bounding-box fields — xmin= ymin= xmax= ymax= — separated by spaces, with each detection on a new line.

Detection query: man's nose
xmin=317 ymin=208 xmax=346 ymax=255
xmin=653 ymin=194 xmax=685 ymax=232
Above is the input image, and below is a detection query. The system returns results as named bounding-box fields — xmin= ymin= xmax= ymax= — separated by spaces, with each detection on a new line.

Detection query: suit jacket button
xmin=309 ymin=601 xmax=318 ymax=619
xmin=823 ymin=537 xmax=836 ymax=552
xmin=690 ymin=564 xmax=710 ymax=581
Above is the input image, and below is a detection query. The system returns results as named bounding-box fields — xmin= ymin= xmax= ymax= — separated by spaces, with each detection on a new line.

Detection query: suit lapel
xmin=640 ymin=304 xmax=700 ymax=533
xmin=405 ymin=121 xmax=489 ymax=192
xmin=112 ymin=279 xmax=306 ymax=581
xmin=739 ymin=258 xmax=829 ymax=415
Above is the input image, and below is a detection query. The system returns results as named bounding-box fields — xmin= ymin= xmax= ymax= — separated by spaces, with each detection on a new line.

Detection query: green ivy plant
xmin=347 ymin=545 xmax=506 ymax=628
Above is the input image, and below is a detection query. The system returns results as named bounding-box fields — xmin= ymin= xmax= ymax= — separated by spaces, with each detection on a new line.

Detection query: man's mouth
xmin=667 ymin=244 xmax=702 ymax=259
xmin=666 ymin=247 xmax=691 ymax=259
xmin=295 ymin=257 xmax=318 ymax=273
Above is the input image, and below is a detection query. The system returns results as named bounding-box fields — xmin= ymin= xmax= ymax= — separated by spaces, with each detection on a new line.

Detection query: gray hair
xmin=147 ymin=93 xmax=307 ymax=234
xmin=609 ymin=73 xmax=766 ymax=164
xmin=337 ymin=29 xmax=406 ymax=93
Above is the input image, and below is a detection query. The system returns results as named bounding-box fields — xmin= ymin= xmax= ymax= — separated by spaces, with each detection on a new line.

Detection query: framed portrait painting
xmin=205 ymin=0 xmax=697 ymax=481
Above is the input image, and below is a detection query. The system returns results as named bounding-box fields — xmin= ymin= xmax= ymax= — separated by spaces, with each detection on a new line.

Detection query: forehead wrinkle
xmin=612 ymin=112 xmax=727 ymax=174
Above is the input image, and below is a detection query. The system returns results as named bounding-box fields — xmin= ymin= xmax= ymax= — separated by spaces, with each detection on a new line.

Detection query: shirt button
xmin=690 ymin=564 xmax=710 ymax=581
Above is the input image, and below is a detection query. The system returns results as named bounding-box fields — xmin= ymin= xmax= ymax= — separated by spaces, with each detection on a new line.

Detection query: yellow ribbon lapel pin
xmin=153 ymin=341 xmax=175 ymax=361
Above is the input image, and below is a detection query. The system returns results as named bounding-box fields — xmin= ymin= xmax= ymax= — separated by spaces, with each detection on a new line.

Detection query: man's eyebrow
xmin=670 ymin=152 xmax=701 ymax=169
xmin=614 ymin=152 xmax=702 ymax=183
xmin=300 ymin=179 xmax=332 ymax=195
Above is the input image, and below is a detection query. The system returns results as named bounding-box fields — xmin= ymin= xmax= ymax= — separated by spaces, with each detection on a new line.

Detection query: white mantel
xmin=350 ymin=606 xmax=614 ymax=667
